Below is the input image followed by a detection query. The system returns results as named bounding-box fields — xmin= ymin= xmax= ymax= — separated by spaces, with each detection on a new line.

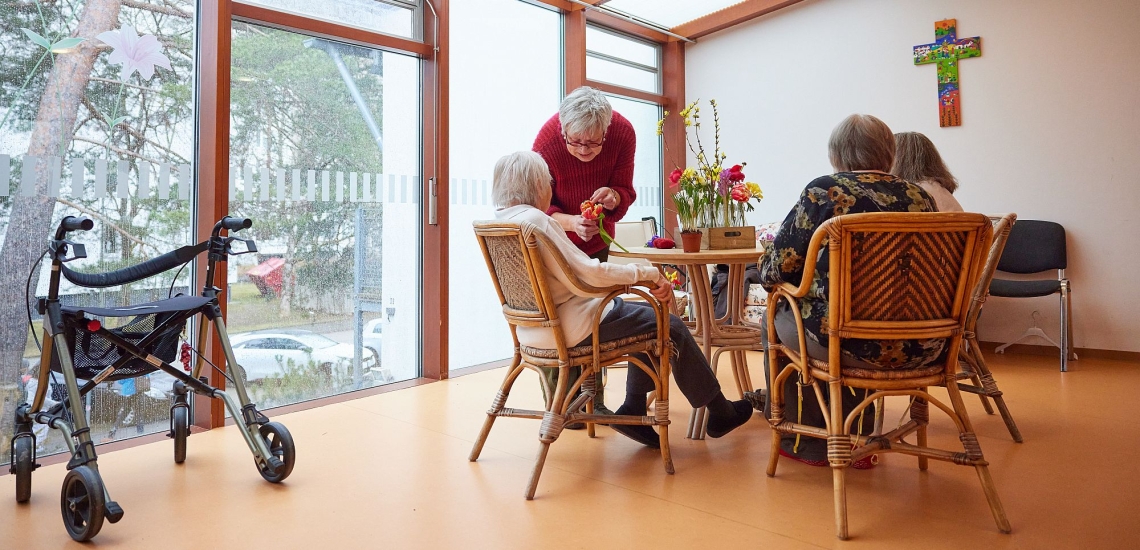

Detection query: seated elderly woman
xmin=758 ymin=114 xmax=938 ymax=468
xmin=492 ymin=151 xmax=753 ymax=448
xmin=891 ymin=131 xmax=964 ymax=212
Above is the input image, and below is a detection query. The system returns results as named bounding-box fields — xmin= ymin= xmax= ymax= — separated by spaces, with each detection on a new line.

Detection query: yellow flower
xmin=746 ymin=182 xmax=763 ymax=199
xmin=682 ymin=168 xmax=696 ymax=180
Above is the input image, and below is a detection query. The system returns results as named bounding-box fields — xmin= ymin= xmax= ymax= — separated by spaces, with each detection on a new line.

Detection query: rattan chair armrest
xmin=586 ymin=285 xmax=670 ymax=365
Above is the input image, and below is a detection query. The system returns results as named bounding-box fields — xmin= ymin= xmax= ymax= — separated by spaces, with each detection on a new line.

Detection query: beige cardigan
xmin=494 ymin=205 xmax=660 ymax=349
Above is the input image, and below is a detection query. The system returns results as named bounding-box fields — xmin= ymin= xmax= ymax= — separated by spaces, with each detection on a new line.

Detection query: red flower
xmin=580 ymin=200 xmax=602 ymax=220
xmin=727 ymin=164 xmax=746 ymax=183
xmin=669 ymin=168 xmax=683 ymax=185
xmin=730 ymin=183 xmax=751 ymax=202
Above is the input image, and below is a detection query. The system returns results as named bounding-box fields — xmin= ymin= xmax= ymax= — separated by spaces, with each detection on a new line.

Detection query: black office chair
xmin=988 ymin=220 xmax=1075 ymax=371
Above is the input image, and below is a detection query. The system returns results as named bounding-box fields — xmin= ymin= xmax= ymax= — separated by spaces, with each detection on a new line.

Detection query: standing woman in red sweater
xmin=533 ymin=86 xmax=637 ymax=263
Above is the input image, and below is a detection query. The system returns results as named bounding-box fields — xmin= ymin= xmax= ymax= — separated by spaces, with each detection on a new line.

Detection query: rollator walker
xmin=9 ymin=215 xmax=295 ymax=542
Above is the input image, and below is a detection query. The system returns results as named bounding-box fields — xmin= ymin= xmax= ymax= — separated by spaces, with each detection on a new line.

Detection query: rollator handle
xmin=217 ymin=216 xmax=253 ymax=232
xmin=60 ymin=216 xmax=94 ymax=232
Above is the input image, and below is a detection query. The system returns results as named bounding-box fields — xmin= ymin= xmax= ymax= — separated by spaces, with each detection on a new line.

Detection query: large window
xmin=447 ymin=0 xmax=562 ymax=372
xmin=1 ymin=0 xmax=197 ymax=462
xmin=227 ymin=21 xmax=421 ymax=409
xmin=605 ymin=94 xmax=663 ymax=230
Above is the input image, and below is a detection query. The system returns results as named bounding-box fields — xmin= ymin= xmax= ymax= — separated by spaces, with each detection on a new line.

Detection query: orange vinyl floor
xmin=2 ymin=350 xmax=1138 ymax=549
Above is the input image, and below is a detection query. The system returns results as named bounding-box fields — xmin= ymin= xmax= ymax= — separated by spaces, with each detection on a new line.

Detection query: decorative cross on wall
xmin=914 ymin=19 xmax=982 ymax=127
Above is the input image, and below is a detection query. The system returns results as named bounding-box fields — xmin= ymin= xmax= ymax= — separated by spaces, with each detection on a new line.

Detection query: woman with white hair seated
xmin=757 ymin=114 xmax=938 ymax=468
xmin=532 ymin=86 xmax=636 ymax=263
xmin=492 ymin=151 xmax=753 ymax=448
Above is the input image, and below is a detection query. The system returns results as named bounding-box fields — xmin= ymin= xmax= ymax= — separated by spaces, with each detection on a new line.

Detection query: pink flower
xmin=97 ymin=25 xmax=171 ymax=81
xmin=669 ymin=168 xmax=683 ymax=185
xmin=730 ymin=183 xmax=751 ymax=202
xmin=727 ymin=164 xmax=746 ymax=183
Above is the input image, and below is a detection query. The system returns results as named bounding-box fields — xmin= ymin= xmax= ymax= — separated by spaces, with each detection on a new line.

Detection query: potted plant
xmin=668 ymin=167 xmax=704 ymax=253
xmin=659 ymin=99 xmax=763 ymax=249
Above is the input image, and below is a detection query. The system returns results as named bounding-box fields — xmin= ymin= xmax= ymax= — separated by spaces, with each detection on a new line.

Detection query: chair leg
xmin=828 ymin=380 xmax=850 ymax=540
xmin=945 ymin=381 xmax=1011 ymax=534
xmin=833 ymin=466 xmax=849 ymax=540
xmin=525 ymin=442 xmax=552 ymax=500
xmin=525 ymin=367 xmax=571 ymax=500
xmin=960 ymin=342 xmax=995 ymax=414
xmin=1061 ymin=281 xmax=1076 ymax=371
xmin=966 ymin=342 xmax=1023 ymax=442
xmin=912 ymin=396 xmax=929 ymax=471
xmin=469 ymin=356 xmax=524 ymax=462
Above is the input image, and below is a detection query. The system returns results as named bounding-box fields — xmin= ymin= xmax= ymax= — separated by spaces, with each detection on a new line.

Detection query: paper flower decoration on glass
xmin=97 ymin=25 xmax=171 ymax=81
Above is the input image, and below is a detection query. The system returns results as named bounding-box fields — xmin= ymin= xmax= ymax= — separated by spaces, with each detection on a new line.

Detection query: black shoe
xmin=706 ymin=400 xmax=753 ymax=438
xmin=610 ymin=404 xmax=660 ymax=448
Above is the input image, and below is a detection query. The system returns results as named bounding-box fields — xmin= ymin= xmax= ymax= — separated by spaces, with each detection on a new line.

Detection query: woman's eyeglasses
xmin=563 ymin=133 xmax=606 ymax=149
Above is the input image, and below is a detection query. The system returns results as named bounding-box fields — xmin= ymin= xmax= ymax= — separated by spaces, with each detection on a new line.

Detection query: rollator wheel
xmin=60 ymin=466 xmax=105 ymax=542
xmin=173 ymin=406 xmax=189 ymax=464
xmin=256 ymin=422 xmax=295 ymax=483
xmin=13 ymin=436 xmax=34 ymax=503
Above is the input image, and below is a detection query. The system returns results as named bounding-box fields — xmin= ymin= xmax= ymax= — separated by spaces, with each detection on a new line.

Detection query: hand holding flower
xmin=580 ymin=200 xmax=628 ymax=253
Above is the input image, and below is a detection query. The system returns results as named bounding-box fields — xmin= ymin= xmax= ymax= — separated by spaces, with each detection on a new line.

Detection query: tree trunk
xmin=0 ymin=0 xmax=122 ymax=450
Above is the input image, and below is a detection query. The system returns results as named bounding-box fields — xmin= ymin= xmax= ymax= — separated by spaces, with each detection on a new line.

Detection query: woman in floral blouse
xmin=759 ymin=114 xmax=937 ymax=467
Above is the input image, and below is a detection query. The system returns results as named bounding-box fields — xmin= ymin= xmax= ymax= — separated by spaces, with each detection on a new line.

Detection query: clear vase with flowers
xmin=658 ymin=99 xmax=763 ymax=249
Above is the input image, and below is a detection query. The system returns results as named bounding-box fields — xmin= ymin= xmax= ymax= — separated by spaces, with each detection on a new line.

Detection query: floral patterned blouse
xmin=758 ymin=172 xmax=943 ymax=369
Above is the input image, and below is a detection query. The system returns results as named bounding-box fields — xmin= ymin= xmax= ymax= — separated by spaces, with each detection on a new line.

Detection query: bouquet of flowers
xmin=658 ymin=99 xmax=762 ymax=231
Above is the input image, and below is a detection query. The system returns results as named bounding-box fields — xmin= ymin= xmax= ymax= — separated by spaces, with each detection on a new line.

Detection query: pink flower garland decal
xmin=97 ymin=24 xmax=171 ymax=81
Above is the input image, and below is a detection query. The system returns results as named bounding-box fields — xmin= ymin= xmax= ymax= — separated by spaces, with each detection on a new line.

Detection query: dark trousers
xmin=588 ymin=247 xmax=609 ymax=262
xmin=580 ymin=298 xmax=721 ymax=408
xmin=761 ymin=305 xmax=876 ymax=461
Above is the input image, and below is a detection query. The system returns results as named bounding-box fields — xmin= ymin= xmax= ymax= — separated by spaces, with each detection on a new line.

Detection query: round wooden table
xmin=611 ymin=246 xmax=765 ymax=439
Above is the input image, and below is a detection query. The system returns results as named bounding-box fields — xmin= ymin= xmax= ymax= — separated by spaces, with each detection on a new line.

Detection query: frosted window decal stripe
xmin=178 ymin=163 xmax=191 ymax=200
xmin=158 ymin=163 xmax=171 ymax=200
xmin=21 ymin=156 xmax=37 ymax=197
xmin=0 ymin=155 xmax=9 ymax=197
xmin=94 ymin=159 xmax=108 ymax=198
xmin=137 ymin=161 xmax=151 ymax=199
xmin=48 ymin=157 xmax=61 ymax=198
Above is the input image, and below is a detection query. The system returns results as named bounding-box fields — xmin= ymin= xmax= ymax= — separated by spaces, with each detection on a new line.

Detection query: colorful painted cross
xmin=913 ymin=19 xmax=982 ymax=127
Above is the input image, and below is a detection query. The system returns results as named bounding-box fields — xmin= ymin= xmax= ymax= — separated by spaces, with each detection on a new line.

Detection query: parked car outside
xmin=230 ymin=329 xmax=381 ymax=385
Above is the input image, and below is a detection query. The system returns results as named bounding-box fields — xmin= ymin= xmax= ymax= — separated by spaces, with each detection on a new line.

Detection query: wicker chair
xmin=949 ymin=213 xmax=1023 ymax=442
xmin=468 ymin=221 xmax=674 ymax=499
xmin=764 ymin=212 xmax=1010 ymax=540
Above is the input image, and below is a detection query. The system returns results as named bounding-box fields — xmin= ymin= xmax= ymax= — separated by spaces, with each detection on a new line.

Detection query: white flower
xmin=97 ymin=24 xmax=171 ymax=81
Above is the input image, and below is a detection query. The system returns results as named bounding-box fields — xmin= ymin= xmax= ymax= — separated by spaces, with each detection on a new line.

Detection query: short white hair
xmin=492 ymin=151 xmax=550 ymax=208
xmin=559 ymin=86 xmax=613 ymax=138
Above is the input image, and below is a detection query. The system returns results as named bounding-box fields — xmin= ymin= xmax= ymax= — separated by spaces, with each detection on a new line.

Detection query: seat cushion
xmin=521 ymin=332 xmax=655 ymax=359
xmin=989 ymin=278 xmax=1061 ymax=298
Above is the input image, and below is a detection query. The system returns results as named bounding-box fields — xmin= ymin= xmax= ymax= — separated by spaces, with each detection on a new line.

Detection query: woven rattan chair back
xmin=823 ymin=212 xmax=993 ymax=347
xmin=473 ymin=221 xmax=558 ymax=330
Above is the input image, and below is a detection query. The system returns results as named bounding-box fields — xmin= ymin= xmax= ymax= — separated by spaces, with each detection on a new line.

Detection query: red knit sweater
xmin=532 ymin=112 xmax=637 ymax=255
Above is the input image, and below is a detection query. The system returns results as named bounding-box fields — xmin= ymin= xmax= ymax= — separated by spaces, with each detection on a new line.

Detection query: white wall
xmin=686 ymin=0 xmax=1140 ymax=352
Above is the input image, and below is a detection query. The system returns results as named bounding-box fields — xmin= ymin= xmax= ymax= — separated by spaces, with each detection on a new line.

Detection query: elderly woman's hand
xmin=569 ymin=215 xmax=599 ymax=241
xmin=649 ymin=273 xmax=673 ymax=303
xmin=590 ymin=187 xmax=621 ymax=210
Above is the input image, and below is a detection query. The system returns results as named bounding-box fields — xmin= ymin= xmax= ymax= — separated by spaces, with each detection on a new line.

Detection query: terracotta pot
xmin=680 ymin=231 xmax=702 ymax=253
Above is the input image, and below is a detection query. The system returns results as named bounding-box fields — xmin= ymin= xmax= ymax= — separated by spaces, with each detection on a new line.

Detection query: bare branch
xmin=55 ymin=197 xmax=161 ymax=254
xmin=121 ymin=0 xmax=192 ymax=19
